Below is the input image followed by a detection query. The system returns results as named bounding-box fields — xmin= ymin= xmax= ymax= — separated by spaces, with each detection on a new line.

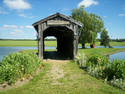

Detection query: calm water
xmin=0 ymin=46 xmax=125 ymax=61
xmin=109 ymin=52 xmax=125 ymax=61
xmin=79 ymin=46 xmax=125 ymax=48
xmin=0 ymin=46 xmax=56 ymax=61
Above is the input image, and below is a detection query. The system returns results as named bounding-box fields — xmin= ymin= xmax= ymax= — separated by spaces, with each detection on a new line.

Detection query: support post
xmin=73 ymin=35 xmax=78 ymax=58
xmin=38 ymin=24 xmax=43 ymax=59
xmin=73 ymin=25 xmax=79 ymax=59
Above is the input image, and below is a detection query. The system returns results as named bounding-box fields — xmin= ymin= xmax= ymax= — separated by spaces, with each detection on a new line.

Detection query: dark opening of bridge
xmin=43 ymin=26 xmax=74 ymax=59
xmin=32 ymin=13 xmax=82 ymax=60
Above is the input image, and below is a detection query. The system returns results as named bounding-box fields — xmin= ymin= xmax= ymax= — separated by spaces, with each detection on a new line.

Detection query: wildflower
xmin=21 ymin=77 xmax=25 ymax=81
xmin=97 ymin=57 xmax=101 ymax=63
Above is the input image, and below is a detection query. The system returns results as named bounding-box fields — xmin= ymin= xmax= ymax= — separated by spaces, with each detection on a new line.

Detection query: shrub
xmin=103 ymin=59 xmax=125 ymax=80
xmin=75 ymin=53 xmax=87 ymax=68
xmin=75 ymin=53 xmax=125 ymax=89
xmin=0 ymin=52 xmax=42 ymax=85
xmin=109 ymin=77 xmax=125 ymax=89
xmin=86 ymin=55 xmax=109 ymax=78
xmin=88 ymin=55 xmax=109 ymax=67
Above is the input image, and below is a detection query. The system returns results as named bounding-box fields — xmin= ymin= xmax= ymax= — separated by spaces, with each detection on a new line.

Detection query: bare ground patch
xmin=43 ymin=59 xmax=69 ymax=85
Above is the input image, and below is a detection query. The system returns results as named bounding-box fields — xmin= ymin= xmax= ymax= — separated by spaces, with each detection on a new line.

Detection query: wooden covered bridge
xmin=32 ymin=13 xmax=82 ymax=59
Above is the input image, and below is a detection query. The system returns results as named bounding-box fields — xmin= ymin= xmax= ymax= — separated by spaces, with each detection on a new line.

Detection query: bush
xmin=75 ymin=53 xmax=87 ymax=68
xmin=109 ymin=77 xmax=125 ymax=89
xmin=75 ymin=53 xmax=125 ymax=89
xmin=103 ymin=59 xmax=125 ymax=80
xmin=0 ymin=52 xmax=42 ymax=85
xmin=88 ymin=55 xmax=109 ymax=67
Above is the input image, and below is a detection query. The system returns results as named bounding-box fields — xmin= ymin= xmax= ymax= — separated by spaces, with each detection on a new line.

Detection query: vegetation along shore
xmin=0 ymin=48 xmax=125 ymax=94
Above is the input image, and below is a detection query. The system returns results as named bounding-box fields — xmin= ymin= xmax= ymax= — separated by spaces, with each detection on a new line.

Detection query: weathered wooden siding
xmin=33 ymin=13 xmax=82 ymax=59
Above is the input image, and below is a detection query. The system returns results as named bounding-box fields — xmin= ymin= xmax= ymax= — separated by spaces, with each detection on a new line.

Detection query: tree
xmin=71 ymin=6 xmax=104 ymax=48
xmin=72 ymin=6 xmax=89 ymax=48
xmin=100 ymin=29 xmax=111 ymax=48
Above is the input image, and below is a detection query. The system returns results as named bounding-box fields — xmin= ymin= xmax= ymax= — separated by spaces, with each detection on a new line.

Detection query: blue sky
xmin=0 ymin=0 xmax=125 ymax=39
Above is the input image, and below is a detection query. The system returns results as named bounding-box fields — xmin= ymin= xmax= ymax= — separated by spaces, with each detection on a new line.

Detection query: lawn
xmin=0 ymin=40 xmax=37 ymax=47
xmin=79 ymin=48 xmax=125 ymax=56
xmin=0 ymin=60 xmax=124 ymax=94
xmin=0 ymin=40 xmax=125 ymax=47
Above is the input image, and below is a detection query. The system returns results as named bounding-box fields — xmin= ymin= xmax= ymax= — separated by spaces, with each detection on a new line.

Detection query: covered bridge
xmin=32 ymin=13 xmax=83 ymax=59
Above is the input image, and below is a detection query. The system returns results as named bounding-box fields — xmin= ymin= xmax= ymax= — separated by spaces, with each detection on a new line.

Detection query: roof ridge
xmin=32 ymin=12 xmax=83 ymax=27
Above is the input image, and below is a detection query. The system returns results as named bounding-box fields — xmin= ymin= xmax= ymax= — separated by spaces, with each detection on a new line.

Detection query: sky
xmin=0 ymin=0 xmax=125 ymax=39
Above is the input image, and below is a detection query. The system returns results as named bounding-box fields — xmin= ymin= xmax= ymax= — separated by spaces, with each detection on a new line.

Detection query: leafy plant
xmin=0 ymin=52 xmax=42 ymax=85
xmin=75 ymin=53 xmax=125 ymax=89
xmin=75 ymin=53 xmax=87 ymax=68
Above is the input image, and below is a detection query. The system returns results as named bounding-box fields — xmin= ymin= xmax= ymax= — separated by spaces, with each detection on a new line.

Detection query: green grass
xmin=0 ymin=40 xmax=57 ymax=47
xmin=80 ymin=42 xmax=125 ymax=47
xmin=0 ymin=40 xmax=37 ymax=47
xmin=79 ymin=48 xmax=125 ymax=56
xmin=109 ymin=42 xmax=125 ymax=46
xmin=0 ymin=40 xmax=125 ymax=47
xmin=0 ymin=45 xmax=125 ymax=93
xmin=0 ymin=61 xmax=124 ymax=94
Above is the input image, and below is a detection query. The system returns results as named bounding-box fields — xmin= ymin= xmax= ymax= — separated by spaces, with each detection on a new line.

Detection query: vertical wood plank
xmin=41 ymin=24 xmax=43 ymax=59
xmin=38 ymin=24 xmax=43 ymax=59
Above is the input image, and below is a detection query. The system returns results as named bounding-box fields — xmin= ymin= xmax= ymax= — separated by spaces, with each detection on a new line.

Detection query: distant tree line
xmin=96 ymin=39 xmax=125 ymax=42
xmin=0 ymin=39 xmax=57 ymax=41
xmin=110 ymin=39 xmax=125 ymax=42
xmin=44 ymin=39 xmax=57 ymax=41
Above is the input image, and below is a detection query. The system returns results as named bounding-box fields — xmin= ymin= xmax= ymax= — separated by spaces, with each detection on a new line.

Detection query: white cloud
xmin=78 ymin=0 xmax=98 ymax=8
xmin=18 ymin=13 xmax=35 ymax=19
xmin=19 ymin=26 xmax=24 ymax=29
xmin=10 ymin=32 xmax=16 ymax=35
xmin=119 ymin=14 xmax=125 ymax=17
xmin=61 ymin=8 xmax=70 ymax=12
xmin=18 ymin=13 xmax=27 ymax=17
xmin=14 ymin=29 xmax=24 ymax=32
xmin=0 ymin=10 xmax=8 ymax=14
xmin=25 ymin=25 xmax=33 ymax=29
xmin=3 ymin=0 xmax=31 ymax=10
xmin=10 ymin=30 xmax=24 ymax=36
xmin=33 ymin=32 xmax=36 ymax=36
xmin=1 ymin=24 xmax=34 ymax=32
xmin=2 ymin=24 xmax=18 ymax=29
xmin=0 ymin=7 xmax=9 ymax=14
xmin=103 ymin=16 xmax=107 ymax=18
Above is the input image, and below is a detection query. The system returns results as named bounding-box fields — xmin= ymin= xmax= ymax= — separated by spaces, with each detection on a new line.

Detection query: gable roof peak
xmin=32 ymin=13 xmax=83 ymax=27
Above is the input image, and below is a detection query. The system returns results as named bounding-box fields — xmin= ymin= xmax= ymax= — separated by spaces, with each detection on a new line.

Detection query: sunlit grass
xmin=79 ymin=48 xmax=125 ymax=56
xmin=0 ymin=40 xmax=125 ymax=47
xmin=0 ymin=61 xmax=124 ymax=94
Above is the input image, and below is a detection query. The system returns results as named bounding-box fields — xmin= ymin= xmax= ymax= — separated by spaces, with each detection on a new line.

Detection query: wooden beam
xmin=38 ymin=24 xmax=43 ymax=59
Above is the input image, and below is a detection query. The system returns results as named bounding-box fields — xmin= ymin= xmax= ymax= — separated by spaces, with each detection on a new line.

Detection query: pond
xmin=109 ymin=52 xmax=125 ymax=61
xmin=79 ymin=46 xmax=125 ymax=48
xmin=0 ymin=46 xmax=125 ymax=61
xmin=0 ymin=46 xmax=56 ymax=61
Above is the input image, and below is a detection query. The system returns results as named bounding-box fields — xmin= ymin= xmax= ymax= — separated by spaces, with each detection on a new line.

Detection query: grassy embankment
xmin=0 ymin=40 xmax=125 ymax=47
xmin=0 ymin=41 xmax=125 ymax=93
xmin=0 ymin=58 xmax=125 ymax=94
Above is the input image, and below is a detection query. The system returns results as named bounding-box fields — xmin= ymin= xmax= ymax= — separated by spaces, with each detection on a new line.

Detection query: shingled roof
xmin=32 ymin=12 xmax=83 ymax=27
